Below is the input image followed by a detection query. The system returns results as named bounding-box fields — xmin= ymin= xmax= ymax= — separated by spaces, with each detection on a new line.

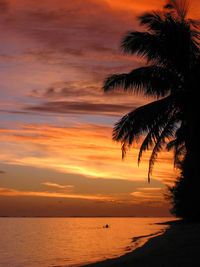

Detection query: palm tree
xmin=103 ymin=0 xmax=200 ymax=219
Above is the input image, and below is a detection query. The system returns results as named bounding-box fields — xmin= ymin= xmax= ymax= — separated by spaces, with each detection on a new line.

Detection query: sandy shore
xmin=82 ymin=220 xmax=200 ymax=267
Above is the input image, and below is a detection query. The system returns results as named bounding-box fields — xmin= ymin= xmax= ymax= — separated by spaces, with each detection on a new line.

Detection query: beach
xmin=82 ymin=220 xmax=200 ymax=267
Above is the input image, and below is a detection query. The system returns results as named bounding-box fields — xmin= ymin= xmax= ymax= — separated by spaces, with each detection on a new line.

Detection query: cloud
xmin=0 ymin=0 xmax=149 ymax=123
xmin=130 ymin=187 xmax=167 ymax=203
xmin=3 ymin=0 xmax=136 ymax=46
xmin=0 ymin=123 xmax=176 ymax=183
xmin=31 ymin=81 xmax=101 ymax=100
xmin=105 ymin=0 xmax=163 ymax=12
xmin=41 ymin=182 xmax=74 ymax=190
xmin=0 ymin=0 xmax=177 ymax=197
xmin=0 ymin=109 xmax=39 ymax=116
xmin=32 ymin=79 xmax=144 ymax=100
xmin=0 ymin=0 xmax=9 ymax=13
xmin=0 ymin=186 xmax=114 ymax=201
xmin=1 ymin=0 xmax=140 ymax=73
xmin=28 ymin=8 xmax=67 ymax=23
xmin=130 ymin=191 xmax=163 ymax=199
xmin=136 ymin=187 xmax=162 ymax=192
xmin=25 ymin=100 xmax=135 ymax=117
xmin=27 ymin=78 xmax=148 ymax=118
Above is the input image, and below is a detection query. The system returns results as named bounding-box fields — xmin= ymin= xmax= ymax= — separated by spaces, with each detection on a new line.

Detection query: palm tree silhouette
xmin=103 ymin=0 xmax=200 ymax=187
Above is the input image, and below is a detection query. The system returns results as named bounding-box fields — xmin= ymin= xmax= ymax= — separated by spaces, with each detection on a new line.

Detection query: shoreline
xmin=81 ymin=220 xmax=200 ymax=267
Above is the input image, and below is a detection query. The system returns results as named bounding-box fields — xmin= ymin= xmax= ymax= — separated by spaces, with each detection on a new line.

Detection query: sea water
xmin=0 ymin=217 xmax=174 ymax=267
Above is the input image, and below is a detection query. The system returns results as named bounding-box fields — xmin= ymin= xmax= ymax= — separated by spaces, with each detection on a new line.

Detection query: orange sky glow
xmin=0 ymin=0 xmax=199 ymax=217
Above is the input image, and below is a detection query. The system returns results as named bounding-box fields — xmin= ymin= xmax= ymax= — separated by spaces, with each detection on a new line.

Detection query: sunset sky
xmin=0 ymin=0 xmax=199 ymax=217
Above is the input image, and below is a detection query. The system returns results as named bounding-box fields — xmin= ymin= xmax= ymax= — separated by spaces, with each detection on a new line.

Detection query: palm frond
xmin=102 ymin=0 xmax=200 ymax=185
xmin=113 ymin=97 xmax=171 ymax=141
xmin=147 ymin=112 xmax=179 ymax=182
xmin=137 ymin=103 xmax=179 ymax=165
xmin=138 ymin=131 xmax=154 ymax=165
xmin=103 ymin=74 xmax=127 ymax=92
xmin=121 ymin=31 xmax=162 ymax=63
xmin=104 ymin=65 xmax=179 ymax=97
xmin=165 ymin=0 xmax=190 ymax=19
xmin=138 ymin=11 xmax=165 ymax=32
xmin=166 ymin=121 xmax=185 ymax=167
xmin=121 ymin=12 xmax=199 ymax=71
xmin=113 ymin=96 xmax=179 ymax=167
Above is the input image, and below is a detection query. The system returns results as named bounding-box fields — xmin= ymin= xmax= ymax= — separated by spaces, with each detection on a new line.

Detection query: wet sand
xmin=82 ymin=220 xmax=200 ymax=267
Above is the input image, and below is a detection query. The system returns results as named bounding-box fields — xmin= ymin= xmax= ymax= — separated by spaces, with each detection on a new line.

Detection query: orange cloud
xmin=105 ymin=0 xmax=200 ymax=18
xmin=131 ymin=191 xmax=163 ymax=199
xmin=0 ymin=184 xmax=169 ymax=209
xmin=105 ymin=0 xmax=163 ymax=12
xmin=0 ymin=186 xmax=114 ymax=201
xmin=129 ymin=188 xmax=170 ymax=208
xmin=0 ymin=123 xmax=176 ymax=185
xmin=137 ymin=187 xmax=162 ymax=192
xmin=41 ymin=182 xmax=74 ymax=190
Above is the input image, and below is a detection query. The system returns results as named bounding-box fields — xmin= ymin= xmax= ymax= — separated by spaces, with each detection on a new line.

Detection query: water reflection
xmin=0 ymin=217 xmax=174 ymax=266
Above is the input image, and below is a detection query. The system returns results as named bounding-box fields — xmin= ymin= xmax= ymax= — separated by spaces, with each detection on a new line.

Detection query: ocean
xmin=0 ymin=217 xmax=174 ymax=267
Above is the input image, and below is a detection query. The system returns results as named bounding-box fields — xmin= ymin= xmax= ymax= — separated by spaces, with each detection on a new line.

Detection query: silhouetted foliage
xmin=103 ymin=0 xmax=200 ymax=220
xmin=167 ymin=155 xmax=200 ymax=221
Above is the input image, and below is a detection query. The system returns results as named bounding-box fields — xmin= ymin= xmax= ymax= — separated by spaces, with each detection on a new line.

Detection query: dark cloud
xmin=0 ymin=0 xmax=145 ymax=119
xmin=29 ymin=8 xmax=67 ymax=23
xmin=61 ymin=48 xmax=85 ymax=57
xmin=1 ymin=0 xmax=138 ymax=57
xmin=28 ymin=77 xmax=147 ymax=118
xmin=30 ymin=81 xmax=101 ymax=101
xmin=25 ymin=100 xmax=135 ymax=116
xmin=31 ymin=79 xmax=137 ymax=101
xmin=0 ymin=0 xmax=9 ymax=13
xmin=0 ymin=109 xmax=36 ymax=115
xmin=0 ymin=108 xmax=69 ymax=117
xmin=43 ymin=86 xmax=93 ymax=99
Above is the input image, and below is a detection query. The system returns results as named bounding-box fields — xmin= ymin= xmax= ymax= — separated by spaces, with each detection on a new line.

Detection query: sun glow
xmin=0 ymin=123 xmax=176 ymax=184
